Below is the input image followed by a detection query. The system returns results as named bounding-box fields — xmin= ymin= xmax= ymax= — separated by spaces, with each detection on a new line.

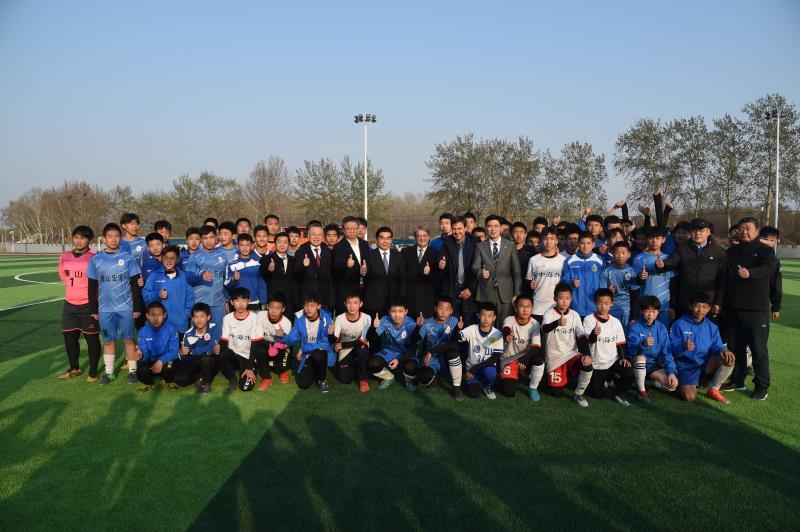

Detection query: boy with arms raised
xmin=332 ymin=292 xmax=373 ymax=392
xmin=627 ymin=296 xmax=676 ymax=404
xmin=58 ymin=225 xmax=101 ymax=381
xmin=88 ymin=223 xmax=144 ymax=385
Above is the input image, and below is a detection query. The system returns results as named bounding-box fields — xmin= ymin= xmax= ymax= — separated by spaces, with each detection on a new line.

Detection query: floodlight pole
xmin=363 ymin=121 xmax=368 ymax=220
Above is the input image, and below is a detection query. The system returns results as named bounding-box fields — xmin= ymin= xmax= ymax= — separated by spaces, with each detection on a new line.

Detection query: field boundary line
xmin=0 ymin=297 xmax=64 ymax=312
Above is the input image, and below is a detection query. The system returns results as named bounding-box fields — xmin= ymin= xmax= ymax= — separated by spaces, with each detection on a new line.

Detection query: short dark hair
xmin=145 ymin=232 xmax=164 ymax=244
xmin=341 ymin=216 xmax=359 ymax=227
xmin=147 ymin=301 xmax=166 ymax=313
xmin=594 ymin=287 xmax=614 ymax=302
xmin=463 ymin=212 xmax=476 ymax=222
xmin=388 ymin=297 xmax=407 ymax=310
xmin=540 ymin=227 xmax=558 ymax=239
xmin=578 ymin=231 xmax=594 ymax=241
xmin=267 ymin=291 xmax=287 ymax=307
xmin=120 ymin=213 xmax=140 ymax=225
xmin=303 ymin=291 xmax=322 ymax=305
xmin=674 ymin=221 xmax=691 ymax=233
xmin=199 ymin=226 xmax=217 ymax=237
xmin=484 ymin=214 xmax=502 ymax=226
xmin=274 ymin=231 xmax=289 ymax=242
xmin=553 ymin=282 xmax=572 ymax=297
xmin=344 ymin=291 xmax=362 ymax=301
xmin=638 ymin=295 xmax=661 ymax=311
xmin=286 ymin=226 xmax=300 ymax=236
xmin=71 ymin=225 xmax=94 ymax=240
xmin=472 ymin=227 xmax=486 ymax=235
xmin=191 ymin=302 xmax=211 ymax=316
xmin=603 ymin=215 xmax=621 ymax=227
xmin=103 ymin=223 xmax=122 ymax=236
xmin=452 ymin=215 xmax=466 ymax=227
xmin=162 ymin=245 xmax=181 ymax=257
xmin=375 ymin=226 xmax=393 ymax=238
xmin=760 ymin=225 xmax=779 ymax=239
xmin=689 ymin=292 xmax=712 ymax=306
xmin=253 ymin=224 xmax=269 ymax=236
xmin=532 ymin=216 xmax=548 ymax=227
xmin=564 ymin=224 xmax=581 ymax=237
xmin=434 ymin=295 xmax=455 ymax=307
xmin=185 ymin=226 xmax=201 ymax=238
xmin=236 ymin=233 xmax=253 ymax=244
xmin=218 ymin=221 xmax=236 ymax=234
xmin=606 ymin=227 xmax=624 ymax=240
xmin=203 ymin=217 xmax=219 ymax=227
xmin=229 ymin=287 xmax=251 ymax=301
xmin=477 ymin=301 xmax=497 ymax=315
xmin=511 ymin=221 xmax=528 ymax=232
xmin=306 ymin=220 xmax=323 ymax=230
xmin=612 ymin=241 xmax=631 ymax=251
xmin=439 ymin=212 xmax=454 ymax=223
xmin=737 ymin=216 xmax=760 ymax=229
xmin=357 ymin=217 xmax=368 ymax=227
xmin=514 ymin=293 xmax=533 ymax=305
xmin=264 ymin=214 xmax=280 ymax=223
xmin=235 ymin=217 xmax=251 ymax=228
xmin=586 ymin=214 xmax=603 ymax=226
xmin=324 ymin=223 xmax=340 ymax=235
xmin=526 ymin=230 xmax=541 ymax=240
xmin=154 ymin=220 xmax=172 ymax=232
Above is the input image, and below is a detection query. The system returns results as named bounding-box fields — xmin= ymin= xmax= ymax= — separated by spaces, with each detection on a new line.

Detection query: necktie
xmin=457 ymin=242 xmax=464 ymax=285
xmin=492 ymin=242 xmax=500 ymax=265
xmin=418 ymin=247 xmax=423 ymax=262
xmin=383 ymin=251 xmax=389 ymax=274
xmin=315 ymin=248 xmax=321 ymax=267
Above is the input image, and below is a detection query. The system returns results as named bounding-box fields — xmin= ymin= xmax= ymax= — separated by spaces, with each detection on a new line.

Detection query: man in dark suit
xmin=363 ymin=226 xmax=403 ymax=317
xmin=401 ymin=226 xmax=438 ymax=319
xmin=332 ymin=216 xmax=372 ymax=314
xmin=259 ymin=231 xmax=299 ymax=315
xmin=436 ymin=215 xmax=478 ymax=325
xmin=471 ymin=214 xmax=521 ymax=324
xmin=293 ymin=221 xmax=334 ymax=310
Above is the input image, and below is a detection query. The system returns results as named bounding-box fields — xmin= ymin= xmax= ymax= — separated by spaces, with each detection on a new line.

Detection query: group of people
xmin=57 ymin=192 xmax=782 ymax=406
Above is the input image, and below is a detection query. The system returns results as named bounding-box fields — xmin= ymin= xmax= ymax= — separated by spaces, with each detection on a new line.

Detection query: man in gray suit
xmin=471 ymin=214 xmax=521 ymax=324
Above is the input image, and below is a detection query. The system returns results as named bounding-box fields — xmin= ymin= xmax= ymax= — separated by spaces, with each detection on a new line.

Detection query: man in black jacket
xmin=332 ymin=216 xmax=371 ymax=313
xmin=401 ymin=227 xmax=438 ymax=318
xmin=436 ymin=216 xmax=478 ymax=325
xmin=293 ymin=221 xmax=335 ymax=310
xmin=363 ymin=226 xmax=403 ymax=317
xmin=655 ymin=218 xmax=726 ymax=316
xmin=721 ymin=217 xmax=778 ymax=400
xmin=259 ymin=232 xmax=299 ymax=315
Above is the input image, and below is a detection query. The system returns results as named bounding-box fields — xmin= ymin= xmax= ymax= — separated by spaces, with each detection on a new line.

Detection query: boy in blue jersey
xmin=134 ymin=302 xmax=180 ymax=389
xmin=224 ymin=234 xmax=267 ymax=310
xmin=143 ymin=245 xmax=195 ymax=340
xmin=119 ymin=212 xmax=146 ymax=267
xmin=633 ymin=227 xmax=675 ymax=327
xmin=368 ymin=298 xmax=421 ymax=390
xmin=141 ymin=233 xmax=165 ymax=282
xmin=217 ymin=221 xmax=238 ymax=263
xmin=600 ymin=241 xmax=640 ymax=330
xmin=88 ymin=223 xmax=144 ymax=385
xmin=154 ymin=220 xmax=172 ymax=244
xmin=179 ymin=303 xmax=221 ymax=396
xmin=561 ymin=231 xmax=605 ymax=318
xmin=627 ymin=296 xmax=676 ymax=404
xmin=186 ymin=226 xmax=228 ymax=329
xmin=179 ymin=227 xmax=201 ymax=271
xmin=417 ymin=296 xmax=465 ymax=400
xmin=670 ymin=293 xmax=735 ymax=404
xmin=283 ymin=292 xmax=336 ymax=392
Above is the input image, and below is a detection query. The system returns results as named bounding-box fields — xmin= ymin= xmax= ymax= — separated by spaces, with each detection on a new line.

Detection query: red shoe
xmin=258 ymin=378 xmax=272 ymax=391
xmin=359 ymin=380 xmax=369 ymax=393
xmin=279 ymin=372 xmax=290 ymax=384
xmin=707 ymin=388 xmax=730 ymax=404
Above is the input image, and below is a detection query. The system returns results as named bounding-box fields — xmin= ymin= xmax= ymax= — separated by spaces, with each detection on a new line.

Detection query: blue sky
xmin=1 ymin=0 xmax=798 ymax=209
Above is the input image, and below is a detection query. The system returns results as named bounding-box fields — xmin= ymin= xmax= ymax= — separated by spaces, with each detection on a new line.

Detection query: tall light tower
xmin=354 ymin=113 xmax=377 ymax=220
xmin=765 ymin=108 xmax=782 ymax=251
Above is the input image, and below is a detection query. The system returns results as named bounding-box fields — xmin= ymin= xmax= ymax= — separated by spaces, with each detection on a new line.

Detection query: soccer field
xmin=1 ymin=255 xmax=798 ymax=531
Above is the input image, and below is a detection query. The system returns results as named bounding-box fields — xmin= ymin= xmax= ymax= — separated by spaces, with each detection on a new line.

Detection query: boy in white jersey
xmin=498 ymin=294 xmax=544 ymax=401
xmin=582 ymin=288 xmax=633 ymax=406
xmin=255 ymin=292 xmax=293 ymax=390
xmin=332 ymin=292 xmax=373 ymax=392
xmin=218 ymin=287 xmax=264 ymax=391
xmin=525 ymin=227 xmax=564 ymax=322
xmin=540 ymin=283 xmax=593 ymax=407
xmin=458 ymin=302 xmax=504 ymax=399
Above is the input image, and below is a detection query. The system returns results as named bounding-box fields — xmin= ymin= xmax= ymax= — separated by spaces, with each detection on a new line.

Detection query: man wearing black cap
xmin=722 ymin=217 xmax=778 ymax=400
xmin=655 ymin=218 xmax=727 ymax=317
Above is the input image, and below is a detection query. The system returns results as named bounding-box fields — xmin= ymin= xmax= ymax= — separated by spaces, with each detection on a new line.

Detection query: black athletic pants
xmin=730 ymin=309 xmax=770 ymax=390
xmin=296 ymin=349 xmax=328 ymax=389
xmin=586 ymin=360 xmax=633 ymax=399
xmin=137 ymin=359 xmax=177 ymax=385
xmin=338 ymin=346 xmax=370 ymax=384
xmin=171 ymin=356 xmax=217 ymax=387
xmin=63 ymin=330 xmax=101 ymax=377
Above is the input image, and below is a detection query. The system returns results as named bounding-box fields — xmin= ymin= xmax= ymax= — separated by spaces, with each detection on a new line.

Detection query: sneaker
xmin=59 ymin=369 xmax=82 ymax=379
xmin=279 ymin=372 xmax=290 ymax=384
xmin=647 ymin=379 xmax=666 ymax=391
xmin=379 ymin=377 xmax=395 ymax=390
xmin=359 ymin=380 xmax=369 ymax=393
xmin=638 ymin=391 xmax=652 ymax=405
xmin=452 ymin=386 xmax=464 ymax=401
xmin=136 ymin=383 xmax=151 ymax=392
xmin=99 ymin=373 xmax=114 ymax=386
xmin=707 ymin=388 xmax=730 ymax=404
xmin=318 ymin=380 xmax=330 ymax=393
xmin=228 ymin=378 xmax=238 ymax=391
xmin=752 ymin=388 xmax=768 ymax=401
xmin=573 ymin=394 xmax=589 ymax=408
xmin=199 ymin=383 xmax=211 ymax=396
xmin=483 ymin=387 xmax=496 ymax=400
xmin=722 ymin=381 xmax=746 ymax=392
xmin=164 ymin=381 xmax=179 ymax=389
xmin=127 ymin=372 xmax=138 ymax=384
xmin=528 ymin=388 xmax=541 ymax=402
xmin=258 ymin=378 xmax=272 ymax=392
xmin=613 ymin=394 xmax=631 ymax=407
xmin=406 ymin=382 xmax=417 ymax=393
xmin=86 ymin=375 xmax=98 ymax=383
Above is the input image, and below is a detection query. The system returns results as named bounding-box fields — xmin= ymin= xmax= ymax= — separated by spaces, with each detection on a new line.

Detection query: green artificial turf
xmin=1 ymin=255 xmax=798 ymax=531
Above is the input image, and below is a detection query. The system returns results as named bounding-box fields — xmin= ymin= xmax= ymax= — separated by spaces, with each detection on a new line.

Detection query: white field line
xmin=0 ymin=297 xmax=64 ymax=312
xmin=14 ymin=271 xmax=61 ymax=285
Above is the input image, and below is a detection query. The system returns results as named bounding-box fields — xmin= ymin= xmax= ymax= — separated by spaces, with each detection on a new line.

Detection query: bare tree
xmin=244 ymin=157 xmax=291 ymax=221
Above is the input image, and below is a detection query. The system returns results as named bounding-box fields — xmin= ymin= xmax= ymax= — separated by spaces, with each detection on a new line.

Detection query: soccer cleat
xmin=228 ymin=378 xmax=238 ymax=391
xmin=647 ymin=379 xmax=666 ymax=392
xmin=452 ymin=386 xmax=464 ymax=401
xmin=98 ymin=373 xmax=114 ymax=386
xmin=638 ymin=391 xmax=652 ymax=405
xmin=613 ymin=394 xmax=631 ymax=407
xmin=279 ymin=372 xmax=290 ymax=384
xmin=59 ymin=369 xmax=82 ymax=379
xmin=318 ymin=380 xmax=330 ymax=393
xmin=722 ymin=381 xmax=746 ymax=392
xmin=201 ymin=383 xmax=212 ymax=396
xmin=379 ymin=377 xmax=395 ymax=390
xmin=752 ymin=388 xmax=768 ymax=401
xmin=573 ymin=394 xmax=589 ymax=408
xmin=406 ymin=382 xmax=417 ymax=392
xmin=258 ymin=378 xmax=272 ymax=391
xmin=127 ymin=372 xmax=138 ymax=384
xmin=86 ymin=375 xmax=98 ymax=383
xmin=359 ymin=380 xmax=369 ymax=393
xmin=136 ymin=383 xmax=151 ymax=392
xmin=483 ymin=387 xmax=496 ymax=400
xmin=164 ymin=381 xmax=179 ymax=389
xmin=528 ymin=388 xmax=541 ymax=401
xmin=707 ymin=388 xmax=730 ymax=404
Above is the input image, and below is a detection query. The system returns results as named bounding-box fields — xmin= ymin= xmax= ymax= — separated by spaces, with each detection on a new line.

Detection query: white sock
xmin=530 ymin=364 xmax=544 ymax=389
xmin=403 ymin=371 xmax=417 ymax=385
xmin=127 ymin=360 xmax=137 ymax=373
xmin=375 ymin=368 xmax=393 ymax=381
xmin=448 ymin=358 xmax=463 ymax=387
xmin=710 ymin=364 xmax=734 ymax=390
xmin=575 ymin=369 xmax=592 ymax=396
xmin=104 ymin=354 xmax=115 ymax=375
xmin=634 ymin=362 xmax=646 ymax=392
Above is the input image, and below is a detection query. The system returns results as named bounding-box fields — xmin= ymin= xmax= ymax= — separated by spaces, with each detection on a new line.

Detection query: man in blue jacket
xmin=135 ymin=301 xmax=180 ymax=387
xmin=142 ymin=246 xmax=195 ymax=339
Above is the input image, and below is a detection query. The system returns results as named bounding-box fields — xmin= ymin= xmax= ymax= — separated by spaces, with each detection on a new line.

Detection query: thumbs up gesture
xmin=594 ymin=322 xmax=601 ymax=336
xmin=655 ymin=256 xmax=665 ymax=269
xmin=276 ymin=324 xmax=284 ymax=337
xmin=559 ymin=310 xmax=567 ymax=327
xmin=303 ymin=254 xmax=311 ymax=267
xmin=608 ymin=282 xmax=616 ymax=294
xmin=737 ymin=264 xmax=750 ymax=279
xmin=645 ymin=333 xmax=654 ymax=347
xmin=328 ymin=321 xmax=335 ymax=335
xmin=202 ymin=270 xmax=213 ymax=282
xmin=457 ymin=315 xmax=464 ymax=329
xmin=572 ymin=278 xmax=581 ymax=288
xmin=214 ymin=341 xmax=220 ymax=355
xmin=373 ymin=313 xmax=381 ymax=329
xmin=159 ymin=288 xmax=168 ymax=299
xmin=137 ymin=274 xmax=144 ymax=287
xmin=347 ymin=254 xmax=355 ymax=269
xmin=423 ymin=261 xmax=431 ymax=275
xmin=180 ymin=344 xmax=190 ymax=356
xmin=530 ymin=277 xmax=537 ymax=290
xmin=438 ymin=255 xmax=446 ymax=270
xmin=359 ymin=259 xmax=367 ymax=276
xmin=685 ymin=333 xmax=695 ymax=352
xmin=268 ymin=257 xmax=275 ymax=272
xmin=481 ymin=265 xmax=490 ymax=279
xmin=639 ymin=265 xmax=649 ymax=280
xmin=233 ymin=270 xmax=240 ymax=281
xmin=416 ymin=312 xmax=425 ymax=326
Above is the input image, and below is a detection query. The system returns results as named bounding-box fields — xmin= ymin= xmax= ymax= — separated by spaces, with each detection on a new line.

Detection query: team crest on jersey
xmin=473 ymin=346 xmax=481 ymax=353
xmin=445 ymin=326 xmax=451 ymax=334
xmin=401 ymin=330 xmax=407 ymax=339
xmin=217 ymin=256 xmax=223 ymax=262
xmin=117 ymin=259 xmax=125 ymax=266
xmin=591 ymin=264 xmax=598 ymax=272
xmin=203 ymin=333 xmax=211 ymax=341
xmin=135 ymin=245 xmax=142 ymax=252
xmin=624 ymin=273 xmax=631 ymax=280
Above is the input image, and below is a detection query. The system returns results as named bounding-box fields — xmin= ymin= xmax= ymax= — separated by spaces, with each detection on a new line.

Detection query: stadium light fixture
xmin=353 ymin=113 xmax=378 ymax=219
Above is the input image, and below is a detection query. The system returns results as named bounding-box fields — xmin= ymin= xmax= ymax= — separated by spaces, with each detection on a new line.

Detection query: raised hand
xmin=481 ymin=265 xmax=490 ymax=279
xmin=685 ymin=334 xmax=695 ymax=352
xmin=373 ymin=313 xmax=380 ymax=329
xmin=737 ymin=264 xmax=750 ymax=279
xmin=137 ymin=274 xmax=144 ymax=287
xmin=639 ymin=265 xmax=649 ymax=281
xmin=645 ymin=333 xmax=654 ymax=347
xmin=438 ymin=255 xmax=447 ymax=270
xmin=347 ymin=254 xmax=355 ymax=269
xmin=608 ymin=282 xmax=616 ymax=294
xmin=328 ymin=321 xmax=335 ymax=335
xmin=530 ymin=277 xmax=537 ymax=290
xmin=276 ymin=324 xmax=284 ymax=337
xmin=559 ymin=311 xmax=567 ymax=328
xmin=572 ymin=278 xmax=581 ymax=288
xmin=457 ymin=315 xmax=464 ymax=329
xmin=423 ymin=262 xmax=431 ymax=275
xmin=655 ymin=256 xmax=665 ymax=269
xmin=233 ymin=270 xmax=240 ymax=281
xmin=303 ymin=254 xmax=311 ymax=268
xmin=359 ymin=259 xmax=367 ymax=276
xmin=268 ymin=257 xmax=276 ymax=271
xmin=202 ymin=270 xmax=213 ymax=282
xmin=593 ymin=322 xmax=601 ymax=336
xmin=159 ymin=288 xmax=168 ymax=299
xmin=181 ymin=344 xmax=190 ymax=356
xmin=214 ymin=341 xmax=220 ymax=355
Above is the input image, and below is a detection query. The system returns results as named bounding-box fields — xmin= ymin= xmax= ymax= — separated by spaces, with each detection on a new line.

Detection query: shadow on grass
xmin=0 ymin=301 xmax=63 ymax=363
